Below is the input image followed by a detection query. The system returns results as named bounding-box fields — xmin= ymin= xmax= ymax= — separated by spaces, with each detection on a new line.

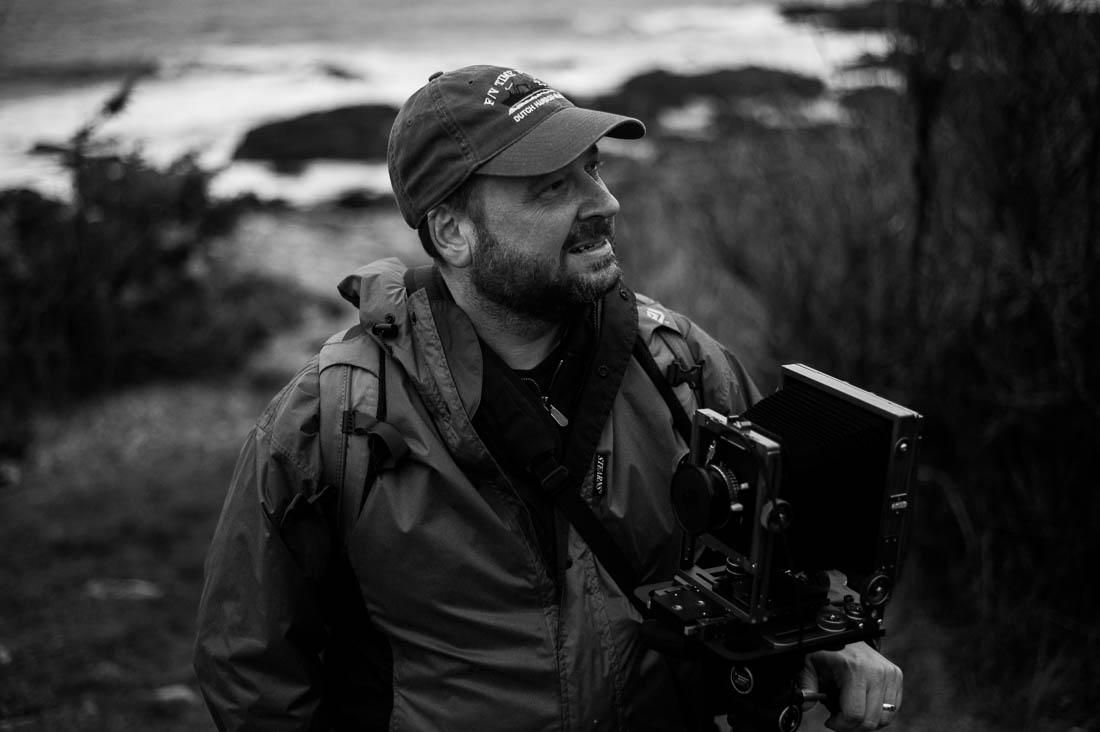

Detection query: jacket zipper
xmin=520 ymin=357 xmax=569 ymax=427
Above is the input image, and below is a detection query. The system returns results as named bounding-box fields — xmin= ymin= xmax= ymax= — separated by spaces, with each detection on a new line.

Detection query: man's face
xmin=465 ymin=146 xmax=622 ymax=320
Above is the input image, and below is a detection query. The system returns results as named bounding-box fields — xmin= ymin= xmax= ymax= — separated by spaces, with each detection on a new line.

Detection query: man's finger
xmin=877 ymin=664 xmax=903 ymax=728
xmin=825 ymin=674 xmax=868 ymax=731
xmin=797 ymin=656 xmax=824 ymax=711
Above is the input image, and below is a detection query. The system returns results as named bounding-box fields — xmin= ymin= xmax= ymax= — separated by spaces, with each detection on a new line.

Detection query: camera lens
xmin=671 ymin=463 xmax=741 ymax=534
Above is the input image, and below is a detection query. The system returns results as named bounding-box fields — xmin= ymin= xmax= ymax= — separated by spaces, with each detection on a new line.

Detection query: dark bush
xmin=891 ymin=0 xmax=1100 ymax=725
xmin=0 ymin=146 xmax=305 ymax=456
xmin=4 ymin=155 xmax=215 ymax=397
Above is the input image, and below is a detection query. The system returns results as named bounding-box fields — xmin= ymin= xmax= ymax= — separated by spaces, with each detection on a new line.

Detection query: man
xmin=194 ymin=65 xmax=902 ymax=731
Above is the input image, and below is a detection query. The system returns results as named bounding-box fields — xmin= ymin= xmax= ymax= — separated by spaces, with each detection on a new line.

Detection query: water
xmin=0 ymin=0 xmax=888 ymax=203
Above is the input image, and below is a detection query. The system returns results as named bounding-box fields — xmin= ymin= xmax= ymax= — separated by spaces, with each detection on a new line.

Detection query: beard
xmin=470 ymin=216 xmax=622 ymax=321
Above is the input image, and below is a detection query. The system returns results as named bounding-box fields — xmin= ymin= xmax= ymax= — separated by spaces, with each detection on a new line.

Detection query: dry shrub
xmin=614 ymin=1 xmax=1099 ymax=725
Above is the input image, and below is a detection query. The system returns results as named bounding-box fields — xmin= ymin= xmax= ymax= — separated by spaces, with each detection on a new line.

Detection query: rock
xmin=333 ymin=189 xmax=392 ymax=210
xmin=781 ymin=0 xmax=900 ymax=33
xmin=84 ymin=578 xmax=164 ymax=601
xmin=582 ymin=67 xmax=826 ymax=124
xmin=151 ymin=684 xmax=200 ymax=705
xmin=91 ymin=660 xmax=126 ymax=682
xmin=233 ymin=104 xmax=398 ymax=163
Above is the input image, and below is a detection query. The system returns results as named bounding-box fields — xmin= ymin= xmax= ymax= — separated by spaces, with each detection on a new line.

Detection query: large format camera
xmin=638 ymin=365 xmax=921 ymax=731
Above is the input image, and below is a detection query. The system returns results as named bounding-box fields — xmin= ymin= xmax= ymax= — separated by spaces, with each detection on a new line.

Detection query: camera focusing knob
xmin=710 ymin=464 xmax=746 ymax=515
xmin=670 ymin=462 xmax=746 ymax=534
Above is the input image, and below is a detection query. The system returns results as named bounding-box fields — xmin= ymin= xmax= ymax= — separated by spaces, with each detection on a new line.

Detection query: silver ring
xmin=882 ymin=703 xmax=897 ymax=712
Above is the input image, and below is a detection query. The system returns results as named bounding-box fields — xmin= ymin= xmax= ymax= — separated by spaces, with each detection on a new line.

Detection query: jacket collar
xmin=336 ymin=259 xmax=639 ymax=472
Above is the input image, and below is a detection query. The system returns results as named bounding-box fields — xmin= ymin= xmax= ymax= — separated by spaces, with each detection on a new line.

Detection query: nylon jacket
xmin=194 ymin=258 xmax=760 ymax=731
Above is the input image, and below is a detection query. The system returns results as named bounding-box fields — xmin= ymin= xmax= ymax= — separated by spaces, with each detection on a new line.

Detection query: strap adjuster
xmin=530 ymin=454 xmax=571 ymax=496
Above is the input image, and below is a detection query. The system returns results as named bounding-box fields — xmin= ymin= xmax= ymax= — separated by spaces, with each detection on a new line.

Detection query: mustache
xmin=564 ymin=217 xmax=615 ymax=249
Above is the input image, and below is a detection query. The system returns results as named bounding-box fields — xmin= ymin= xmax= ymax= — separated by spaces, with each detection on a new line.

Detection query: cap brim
xmin=477 ymin=107 xmax=645 ymax=177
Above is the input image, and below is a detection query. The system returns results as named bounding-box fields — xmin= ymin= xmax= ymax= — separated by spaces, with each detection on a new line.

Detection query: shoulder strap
xmin=632 ymin=335 xmax=695 ymax=446
xmin=318 ymin=325 xmax=409 ymax=542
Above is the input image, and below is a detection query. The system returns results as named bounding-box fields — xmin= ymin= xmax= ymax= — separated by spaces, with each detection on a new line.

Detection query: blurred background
xmin=1 ymin=0 xmax=1097 ymax=730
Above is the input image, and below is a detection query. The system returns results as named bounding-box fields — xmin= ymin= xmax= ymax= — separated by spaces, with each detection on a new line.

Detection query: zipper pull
xmin=543 ymin=397 xmax=570 ymax=427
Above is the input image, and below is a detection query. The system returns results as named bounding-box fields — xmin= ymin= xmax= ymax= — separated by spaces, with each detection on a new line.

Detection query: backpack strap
xmin=316 ymin=262 xmax=438 ymax=541
xmin=634 ymin=298 xmax=708 ymax=444
xmin=632 ymin=335 xmax=695 ymax=446
xmin=318 ymin=324 xmax=409 ymax=542
xmin=403 ymin=264 xmax=440 ymax=297
xmin=312 ymin=326 xmax=403 ymax=727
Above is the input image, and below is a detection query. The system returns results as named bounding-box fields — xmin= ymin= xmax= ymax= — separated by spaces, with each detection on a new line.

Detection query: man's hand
xmin=798 ymin=642 xmax=903 ymax=731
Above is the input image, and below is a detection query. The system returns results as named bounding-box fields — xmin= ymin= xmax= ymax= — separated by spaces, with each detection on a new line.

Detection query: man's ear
xmin=428 ymin=205 xmax=474 ymax=269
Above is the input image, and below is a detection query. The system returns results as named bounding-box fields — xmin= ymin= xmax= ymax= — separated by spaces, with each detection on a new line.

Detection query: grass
xmin=0 ymin=382 xmax=267 ymax=731
xmin=0 ymin=206 xmax=425 ymax=732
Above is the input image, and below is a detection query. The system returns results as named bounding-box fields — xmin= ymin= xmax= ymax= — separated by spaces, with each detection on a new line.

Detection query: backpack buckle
xmin=667 ymin=361 xmax=703 ymax=391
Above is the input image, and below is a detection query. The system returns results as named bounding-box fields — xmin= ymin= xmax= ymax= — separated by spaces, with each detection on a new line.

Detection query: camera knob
xmin=861 ymin=573 xmax=893 ymax=606
xmin=777 ymin=704 xmax=803 ymax=732
xmin=816 ymin=606 xmax=848 ymax=632
xmin=844 ymin=598 xmax=869 ymax=626
xmin=760 ymin=499 xmax=793 ymax=533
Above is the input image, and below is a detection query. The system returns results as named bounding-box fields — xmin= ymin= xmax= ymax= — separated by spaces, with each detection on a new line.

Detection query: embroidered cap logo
xmin=481 ymin=70 xmax=565 ymax=124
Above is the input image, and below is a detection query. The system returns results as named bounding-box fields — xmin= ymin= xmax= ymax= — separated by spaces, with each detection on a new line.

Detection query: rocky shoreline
xmin=225 ymin=0 xmax=901 ymax=174
xmin=227 ymin=58 xmax=899 ymax=211
xmin=242 ymin=65 xmax=898 ymax=156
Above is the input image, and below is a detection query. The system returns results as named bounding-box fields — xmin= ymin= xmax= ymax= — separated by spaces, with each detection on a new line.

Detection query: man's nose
xmin=578 ymin=176 xmax=620 ymax=221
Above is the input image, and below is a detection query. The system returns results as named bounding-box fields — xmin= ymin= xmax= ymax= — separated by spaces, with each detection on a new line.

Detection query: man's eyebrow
xmin=555 ymin=145 xmax=602 ymax=175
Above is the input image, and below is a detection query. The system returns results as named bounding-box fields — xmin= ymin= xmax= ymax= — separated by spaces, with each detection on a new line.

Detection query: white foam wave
xmin=0 ymin=2 xmax=889 ymax=202
xmin=211 ymin=160 xmax=392 ymax=206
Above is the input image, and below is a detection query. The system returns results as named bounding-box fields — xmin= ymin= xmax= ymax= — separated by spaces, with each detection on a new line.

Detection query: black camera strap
xmin=475 ymin=348 xmax=649 ymax=616
xmin=527 ymin=452 xmax=650 ymax=617
xmin=469 ymin=284 xmax=656 ymax=617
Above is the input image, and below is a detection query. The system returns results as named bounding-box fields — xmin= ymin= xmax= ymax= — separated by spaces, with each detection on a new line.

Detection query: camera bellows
xmin=742 ymin=377 xmax=891 ymax=579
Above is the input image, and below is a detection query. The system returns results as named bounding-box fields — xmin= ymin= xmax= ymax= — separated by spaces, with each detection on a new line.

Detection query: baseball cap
xmin=387 ymin=65 xmax=645 ymax=228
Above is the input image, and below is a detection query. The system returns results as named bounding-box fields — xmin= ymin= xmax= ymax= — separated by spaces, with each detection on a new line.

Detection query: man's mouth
xmin=567 ymin=237 xmax=609 ymax=255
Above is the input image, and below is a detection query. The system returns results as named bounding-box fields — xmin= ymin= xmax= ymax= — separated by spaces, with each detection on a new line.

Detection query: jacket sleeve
xmin=194 ymin=363 xmax=332 ymax=731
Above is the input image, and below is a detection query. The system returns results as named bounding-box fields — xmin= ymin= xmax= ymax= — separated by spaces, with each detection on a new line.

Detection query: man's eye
xmin=541 ymin=178 xmax=567 ymax=195
xmin=586 ymin=159 xmax=604 ymax=177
